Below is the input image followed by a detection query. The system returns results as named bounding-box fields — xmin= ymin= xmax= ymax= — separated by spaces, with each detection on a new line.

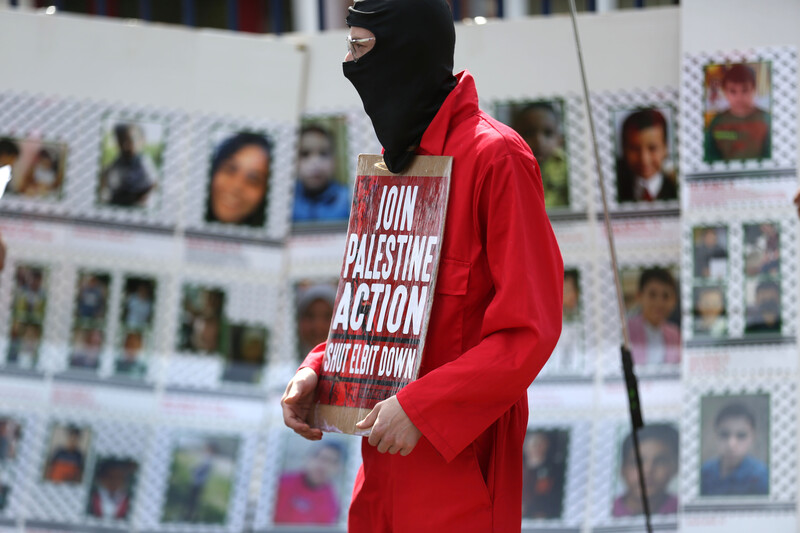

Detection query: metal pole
xmin=566 ymin=1 xmax=652 ymax=532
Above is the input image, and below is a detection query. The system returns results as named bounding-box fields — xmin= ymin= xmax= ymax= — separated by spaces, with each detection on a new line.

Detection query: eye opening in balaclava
xmin=343 ymin=0 xmax=457 ymax=174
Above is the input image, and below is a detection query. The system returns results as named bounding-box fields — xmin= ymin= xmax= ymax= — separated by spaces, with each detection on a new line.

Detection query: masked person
xmin=281 ymin=2 xmax=563 ymax=532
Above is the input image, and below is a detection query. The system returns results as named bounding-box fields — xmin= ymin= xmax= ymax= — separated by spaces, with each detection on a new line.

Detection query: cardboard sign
xmin=312 ymin=154 xmax=452 ymax=434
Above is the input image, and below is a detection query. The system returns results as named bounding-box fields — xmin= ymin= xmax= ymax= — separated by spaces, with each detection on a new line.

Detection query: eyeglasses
xmin=346 ymin=35 xmax=375 ymax=63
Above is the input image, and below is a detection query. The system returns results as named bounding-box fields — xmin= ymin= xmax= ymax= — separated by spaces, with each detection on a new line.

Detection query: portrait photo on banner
xmin=612 ymin=105 xmax=678 ymax=205
xmin=204 ymin=128 xmax=272 ymax=228
xmin=611 ymin=422 xmax=679 ymax=518
xmin=540 ymin=268 xmax=585 ymax=377
xmin=221 ymin=324 xmax=268 ymax=385
xmin=703 ymin=61 xmax=772 ymax=164
xmin=42 ymin=423 xmax=92 ymax=485
xmin=8 ymin=264 xmax=49 ymax=371
xmin=699 ymin=393 xmax=770 ymax=497
xmin=68 ymin=270 xmax=111 ymax=372
xmin=0 ymin=135 xmax=67 ymax=200
xmin=117 ymin=275 xmax=157 ymax=378
xmin=97 ymin=114 xmax=165 ymax=210
xmin=272 ymin=432 xmax=351 ymax=527
xmin=85 ymin=456 xmax=139 ymax=521
xmin=521 ymin=427 xmax=569 ymax=521
xmin=293 ymin=115 xmax=352 ymax=228
xmin=620 ymin=265 xmax=681 ymax=369
xmin=0 ymin=417 xmax=22 ymax=462
xmin=294 ymin=279 xmax=337 ymax=365
xmin=162 ymin=434 xmax=239 ymax=525
xmin=494 ymin=99 xmax=570 ymax=211
xmin=177 ymin=284 xmax=227 ymax=356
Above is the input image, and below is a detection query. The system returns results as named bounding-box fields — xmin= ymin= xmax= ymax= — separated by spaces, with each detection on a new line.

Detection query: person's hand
xmin=794 ymin=188 xmax=800 ymax=219
xmin=281 ymin=367 xmax=322 ymax=441
xmin=356 ymin=395 xmax=421 ymax=456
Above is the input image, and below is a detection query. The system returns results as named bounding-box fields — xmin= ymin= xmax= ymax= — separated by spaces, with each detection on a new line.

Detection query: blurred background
xmin=0 ymin=1 xmax=798 ymax=532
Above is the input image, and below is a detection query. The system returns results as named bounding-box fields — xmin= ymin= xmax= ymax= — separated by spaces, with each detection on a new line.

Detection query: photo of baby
xmin=700 ymin=394 xmax=769 ymax=497
xmin=614 ymin=107 xmax=677 ymax=204
xmin=704 ymin=62 xmax=771 ymax=163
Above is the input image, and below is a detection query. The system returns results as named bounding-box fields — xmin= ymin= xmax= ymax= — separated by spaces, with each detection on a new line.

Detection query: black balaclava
xmin=344 ymin=0 xmax=457 ymax=174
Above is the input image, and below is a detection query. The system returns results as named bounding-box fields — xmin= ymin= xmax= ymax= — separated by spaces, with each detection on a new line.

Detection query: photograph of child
xmin=11 ymin=265 xmax=48 ymax=324
xmin=295 ymin=281 xmax=337 ymax=363
xmin=700 ymin=395 xmax=769 ymax=496
xmin=8 ymin=265 xmax=49 ymax=369
xmin=293 ymin=118 xmax=351 ymax=224
xmin=693 ymin=227 xmax=728 ymax=280
xmin=273 ymin=434 xmax=349 ymax=526
xmin=498 ymin=100 xmax=569 ymax=209
xmin=115 ymin=330 xmax=147 ymax=377
xmin=98 ymin=119 xmax=164 ymax=208
xmin=221 ymin=325 xmax=267 ymax=384
xmin=68 ymin=328 xmax=104 ymax=370
xmin=0 ymin=418 xmax=22 ymax=461
xmin=7 ymin=321 xmax=42 ymax=369
xmin=621 ymin=267 xmax=681 ymax=366
xmin=74 ymin=272 xmax=111 ymax=325
xmin=205 ymin=131 xmax=271 ymax=227
xmin=693 ymin=285 xmax=727 ymax=338
xmin=744 ymin=223 xmax=780 ymax=277
xmin=521 ymin=428 xmax=568 ymax=520
xmin=614 ymin=107 xmax=677 ymax=204
xmin=86 ymin=457 xmax=138 ymax=521
xmin=178 ymin=286 xmax=226 ymax=354
xmin=0 ymin=479 xmax=8 ymax=512
xmin=0 ymin=136 xmax=67 ymax=199
xmin=544 ymin=270 xmax=583 ymax=374
xmin=43 ymin=424 xmax=91 ymax=484
xmin=162 ymin=434 xmax=239 ymax=525
xmin=612 ymin=423 xmax=679 ymax=517
xmin=744 ymin=279 xmax=781 ymax=335
xmin=704 ymin=62 xmax=771 ymax=163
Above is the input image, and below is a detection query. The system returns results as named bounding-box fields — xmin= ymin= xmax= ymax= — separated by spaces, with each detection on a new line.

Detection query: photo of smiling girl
xmin=205 ymin=132 xmax=272 ymax=228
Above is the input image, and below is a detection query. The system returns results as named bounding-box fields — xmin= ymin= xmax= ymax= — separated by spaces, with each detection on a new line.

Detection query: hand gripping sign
xmin=312 ymin=154 xmax=452 ymax=435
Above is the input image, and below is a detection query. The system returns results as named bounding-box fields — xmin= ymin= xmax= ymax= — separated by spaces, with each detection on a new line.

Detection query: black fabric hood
xmin=343 ymin=0 xmax=457 ymax=173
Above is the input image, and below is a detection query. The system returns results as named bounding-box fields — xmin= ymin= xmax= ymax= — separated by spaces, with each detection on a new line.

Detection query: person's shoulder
xmin=742 ymin=454 xmax=768 ymax=475
xmin=700 ymin=457 xmax=720 ymax=475
xmin=473 ymin=111 xmax=534 ymax=161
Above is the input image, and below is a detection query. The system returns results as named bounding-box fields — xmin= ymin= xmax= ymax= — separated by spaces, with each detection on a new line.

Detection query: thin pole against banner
xmin=566 ymin=2 xmax=652 ymax=532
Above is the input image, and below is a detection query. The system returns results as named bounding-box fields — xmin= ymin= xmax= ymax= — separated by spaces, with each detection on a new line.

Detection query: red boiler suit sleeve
xmin=395 ymin=153 xmax=564 ymax=463
xmin=299 ymin=343 xmax=326 ymax=374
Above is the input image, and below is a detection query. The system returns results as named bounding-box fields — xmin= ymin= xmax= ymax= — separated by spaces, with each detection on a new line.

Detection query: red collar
xmin=418 ymin=70 xmax=480 ymax=156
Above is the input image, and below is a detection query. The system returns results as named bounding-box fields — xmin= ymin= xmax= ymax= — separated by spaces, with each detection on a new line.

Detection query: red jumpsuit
xmin=301 ymin=70 xmax=563 ymax=533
